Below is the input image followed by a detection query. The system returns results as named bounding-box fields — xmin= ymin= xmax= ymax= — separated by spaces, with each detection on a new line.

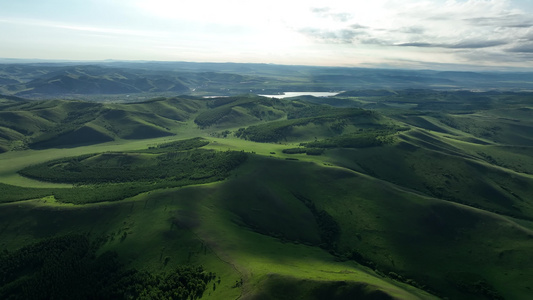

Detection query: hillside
xmin=1 ymin=91 xmax=532 ymax=299
xmin=3 ymin=63 xmax=533 ymax=100
xmin=2 ymin=65 xmax=190 ymax=96
xmin=0 ymin=96 xmax=204 ymax=150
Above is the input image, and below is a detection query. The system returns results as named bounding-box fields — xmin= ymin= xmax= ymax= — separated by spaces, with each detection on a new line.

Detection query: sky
xmin=1 ymin=0 xmax=533 ymax=70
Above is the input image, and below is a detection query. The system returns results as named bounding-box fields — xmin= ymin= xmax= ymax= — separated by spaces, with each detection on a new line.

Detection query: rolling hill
xmin=14 ymin=65 xmax=190 ymax=96
xmin=0 ymin=95 xmax=204 ymax=150
xmin=1 ymin=90 xmax=532 ymax=299
xmin=3 ymin=62 xmax=533 ymax=100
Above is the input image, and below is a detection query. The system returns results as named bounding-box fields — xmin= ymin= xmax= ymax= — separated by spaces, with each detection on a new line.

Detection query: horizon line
xmin=1 ymin=57 xmax=533 ymax=73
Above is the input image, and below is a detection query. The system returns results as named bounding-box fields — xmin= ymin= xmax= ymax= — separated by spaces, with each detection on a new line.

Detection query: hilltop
xmin=0 ymin=90 xmax=532 ymax=299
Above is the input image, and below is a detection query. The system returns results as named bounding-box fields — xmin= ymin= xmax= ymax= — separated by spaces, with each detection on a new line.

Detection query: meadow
xmin=0 ymin=88 xmax=532 ymax=299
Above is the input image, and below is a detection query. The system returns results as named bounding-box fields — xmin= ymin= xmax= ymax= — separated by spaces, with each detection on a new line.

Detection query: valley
xmin=0 ymin=64 xmax=532 ymax=299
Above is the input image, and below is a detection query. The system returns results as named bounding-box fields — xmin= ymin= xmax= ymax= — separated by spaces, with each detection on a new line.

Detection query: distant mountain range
xmin=1 ymin=61 xmax=533 ymax=99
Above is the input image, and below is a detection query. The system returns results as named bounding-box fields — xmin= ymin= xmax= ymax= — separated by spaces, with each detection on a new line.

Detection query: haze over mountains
xmin=1 ymin=61 xmax=533 ymax=100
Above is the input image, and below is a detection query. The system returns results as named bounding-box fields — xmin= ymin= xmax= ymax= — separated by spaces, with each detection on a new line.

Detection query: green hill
xmin=14 ymin=66 xmax=190 ymax=96
xmin=1 ymin=91 xmax=533 ymax=299
xmin=194 ymin=96 xmax=288 ymax=128
xmin=235 ymin=106 xmax=390 ymax=143
xmin=3 ymin=154 xmax=532 ymax=299
xmin=0 ymin=96 xmax=203 ymax=149
xmin=325 ymin=131 xmax=533 ymax=220
xmin=216 ymin=156 xmax=533 ymax=299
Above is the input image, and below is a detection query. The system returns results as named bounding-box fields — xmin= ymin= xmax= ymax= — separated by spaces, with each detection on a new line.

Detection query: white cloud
xmin=297 ymin=0 xmax=526 ymax=44
xmin=1 ymin=0 xmax=533 ymax=68
xmin=287 ymin=0 xmax=533 ymax=67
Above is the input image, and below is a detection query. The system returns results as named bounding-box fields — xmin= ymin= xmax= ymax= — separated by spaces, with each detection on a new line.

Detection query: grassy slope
xmin=1 ymin=92 xmax=533 ymax=299
xmin=224 ymin=156 xmax=533 ymax=300
xmin=0 ymin=194 xmax=241 ymax=300
xmin=0 ymin=97 xmax=204 ymax=150
xmin=0 ymin=161 xmax=437 ymax=300
xmin=326 ymin=136 xmax=533 ymax=219
xmin=3 ymin=153 xmax=532 ymax=299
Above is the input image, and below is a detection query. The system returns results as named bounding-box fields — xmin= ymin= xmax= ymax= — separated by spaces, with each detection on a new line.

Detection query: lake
xmin=258 ymin=92 xmax=340 ymax=99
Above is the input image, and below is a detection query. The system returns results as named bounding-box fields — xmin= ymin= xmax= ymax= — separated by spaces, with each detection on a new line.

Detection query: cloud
xmin=506 ymin=42 xmax=533 ymax=53
xmin=525 ymin=30 xmax=533 ymax=41
xmin=329 ymin=13 xmax=352 ymax=22
xmin=299 ymin=27 xmax=365 ymax=44
xmin=360 ymin=38 xmax=391 ymax=46
xmin=310 ymin=6 xmax=353 ymax=23
xmin=3 ymin=0 xmax=533 ymax=69
xmin=451 ymin=40 xmax=509 ymax=49
xmin=350 ymin=24 xmax=368 ymax=30
xmin=311 ymin=7 xmax=330 ymax=13
xmin=396 ymin=42 xmax=434 ymax=47
xmin=293 ymin=0 xmax=533 ymax=66
xmin=396 ymin=39 xmax=509 ymax=49
xmin=465 ymin=14 xmax=533 ymax=28
xmin=458 ymin=48 xmax=533 ymax=65
xmin=396 ymin=26 xmax=425 ymax=34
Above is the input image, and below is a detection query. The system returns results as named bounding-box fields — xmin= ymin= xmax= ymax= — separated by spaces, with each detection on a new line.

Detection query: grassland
xmin=1 ymin=91 xmax=532 ymax=299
